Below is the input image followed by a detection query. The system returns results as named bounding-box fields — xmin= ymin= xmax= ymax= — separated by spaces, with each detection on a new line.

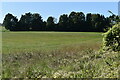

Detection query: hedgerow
xmin=102 ymin=23 xmax=120 ymax=52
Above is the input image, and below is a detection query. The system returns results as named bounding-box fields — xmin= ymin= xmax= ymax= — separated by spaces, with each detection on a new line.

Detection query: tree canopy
xmin=3 ymin=13 xmax=18 ymax=31
xmin=3 ymin=11 xmax=120 ymax=32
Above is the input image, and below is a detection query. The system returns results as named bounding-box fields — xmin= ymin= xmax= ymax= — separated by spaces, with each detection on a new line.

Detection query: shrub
xmin=102 ymin=23 xmax=120 ymax=52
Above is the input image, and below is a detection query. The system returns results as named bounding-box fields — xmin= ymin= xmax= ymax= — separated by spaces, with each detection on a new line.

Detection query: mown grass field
xmin=2 ymin=31 xmax=119 ymax=78
xmin=2 ymin=32 xmax=102 ymax=54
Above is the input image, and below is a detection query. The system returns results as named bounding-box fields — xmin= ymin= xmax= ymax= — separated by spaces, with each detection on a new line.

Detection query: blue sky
xmin=1 ymin=2 xmax=118 ymax=23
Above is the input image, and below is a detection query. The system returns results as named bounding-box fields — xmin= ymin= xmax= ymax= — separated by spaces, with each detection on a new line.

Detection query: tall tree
xmin=31 ymin=13 xmax=43 ymax=31
xmin=90 ymin=14 xmax=109 ymax=32
xmin=46 ymin=16 xmax=55 ymax=31
xmin=18 ymin=12 xmax=33 ymax=31
xmin=86 ymin=13 xmax=92 ymax=31
xmin=3 ymin=13 xmax=18 ymax=31
xmin=75 ymin=12 xmax=85 ymax=31
xmin=68 ymin=11 xmax=76 ymax=31
xmin=68 ymin=11 xmax=85 ymax=31
xmin=3 ymin=12 xmax=115 ymax=32
xmin=58 ymin=14 xmax=69 ymax=31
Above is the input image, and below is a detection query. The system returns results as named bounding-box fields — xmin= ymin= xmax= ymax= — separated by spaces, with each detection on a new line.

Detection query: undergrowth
xmin=2 ymin=48 xmax=119 ymax=78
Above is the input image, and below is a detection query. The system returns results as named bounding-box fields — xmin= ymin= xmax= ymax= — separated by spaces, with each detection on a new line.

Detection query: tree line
xmin=3 ymin=11 xmax=120 ymax=32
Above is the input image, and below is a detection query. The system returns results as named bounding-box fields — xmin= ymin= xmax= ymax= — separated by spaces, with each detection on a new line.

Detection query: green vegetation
xmin=3 ymin=11 xmax=113 ymax=32
xmin=1 ymin=4 xmax=120 ymax=78
xmin=2 ymin=32 xmax=102 ymax=54
xmin=102 ymin=23 xmax=120 ymax=52
xmin=2 ymin=32 xmax=119 ymax=78
xmin=0 ymin=26 xmax=1 ymax=29
xmin=2 ymin=12 xmax=120 ymax=78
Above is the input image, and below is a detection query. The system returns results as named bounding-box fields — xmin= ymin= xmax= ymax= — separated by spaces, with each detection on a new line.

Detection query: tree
xmin=90 ymin=14 xmax=108 ymax=32
xmin=68 ymin=11 xmax=76 ymax=31
xmin=95 ymin=15 xmax=106 ymax=32
xmin=103 ymin=17 xmax=111 ymax=31
xmin=42 ymin=21 xmax=46 ymax=31
xmin=3 ymin=11 xmax=116 ymax=32
xmin=68 ymin=11 xmax=85 ymax=31
xmin=18 ymin=12 xmax=33 ymax=31
xmin=31 ymin=13 xmax=43 ymax=31
xmin=108 ymin=10 xmax=120 ymax=26
xmin=3 ymin=13 xmax=18 ymax=31
xmin=58 ymin=14 xmax=69 ymax=31
xmin=90 ymin=14 xmax=99 ymax=31
xmin=46 ymin=16 xmax=55 ymax=31
xmin=75 ymin=12 xmax=85 ymax=31
xmin=86 ymin=13 xmax=92 ymax=31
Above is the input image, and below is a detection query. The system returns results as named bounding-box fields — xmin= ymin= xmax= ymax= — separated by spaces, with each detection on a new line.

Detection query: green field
xmin=2 ymin=32 xmax=102 ymax=54
xmin=2 ymin=32 xmax=119 ymax=78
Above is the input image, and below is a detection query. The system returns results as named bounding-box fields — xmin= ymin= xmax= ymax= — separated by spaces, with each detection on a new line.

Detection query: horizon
xmin=1 ymin=2 xmax=118 ymax=23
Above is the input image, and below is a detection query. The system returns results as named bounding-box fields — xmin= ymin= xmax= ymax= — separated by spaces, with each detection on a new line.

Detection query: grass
xmin=2 ymin=32 xmax=102 ymax=54
xmin=2 ymin=31 xmax=119 ymax=78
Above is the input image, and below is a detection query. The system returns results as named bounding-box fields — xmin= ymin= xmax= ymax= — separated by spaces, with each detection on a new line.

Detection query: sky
xmin=1 ymin=2 xmax=118 ymax=23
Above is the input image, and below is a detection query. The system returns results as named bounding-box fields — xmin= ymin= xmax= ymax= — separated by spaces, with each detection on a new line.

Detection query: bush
xmin=102 ymin=23 xmax=120 ymax=52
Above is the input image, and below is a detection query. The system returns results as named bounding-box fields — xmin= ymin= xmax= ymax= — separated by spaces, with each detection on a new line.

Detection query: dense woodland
xmin=3 ymin=11 xmax=120 ymax=32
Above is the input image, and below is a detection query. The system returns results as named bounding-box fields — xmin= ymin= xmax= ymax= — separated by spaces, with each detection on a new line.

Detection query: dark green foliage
xmin=89 ymin=14 xmax=108 ymax=32
xmin=31 ymin=13 xmax=44 ymax=31
xmin=3 ymin=11 xmax=117 ymax=32
xmin=18 ymin=12 xmax=32 ymax=31
xmin=46 ymin=16 xmax=55 ymax=31
xmin=86 ymin=13 xmax=92 ymax=31
xmin=3 ymin=13 xmax=18 ymax=31
xmin=68 ymin=11 xmax=85 ymax=31
xmin=18 ymin=12 xmax=44 ymax=31
xmin=58 ymin=14 xmax=69 ymax=31
xmin=102 ymin=23 xmax=120 ymax=52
